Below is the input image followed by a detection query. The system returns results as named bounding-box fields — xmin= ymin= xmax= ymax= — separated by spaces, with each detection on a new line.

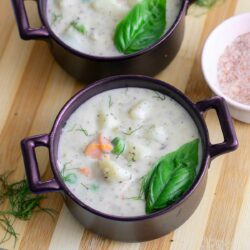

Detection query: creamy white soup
xmin=57 ymin=88 xmax=201 ymax=217
xmin=47 ymin=0 xmax=182 ymax=56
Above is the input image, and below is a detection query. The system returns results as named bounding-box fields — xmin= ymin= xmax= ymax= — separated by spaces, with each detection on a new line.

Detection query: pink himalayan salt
xmin=218 ymin=32 xmax=250 ymax=105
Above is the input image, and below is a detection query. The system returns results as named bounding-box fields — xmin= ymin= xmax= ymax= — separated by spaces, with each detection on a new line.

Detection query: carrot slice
xmin=98 ymin=134 xmax=113 ymax=153
xmin=84 ymin=143 xmax=102 ymax=159
xmin=84 ymin=134 xmax=113 ymax=159
xmin=100 ymin=144 xmax=113 ymax=153
xmin=79 ymin=167 xmax=91 ymax=177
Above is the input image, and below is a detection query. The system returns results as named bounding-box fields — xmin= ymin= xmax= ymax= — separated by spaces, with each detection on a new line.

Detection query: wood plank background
xmin=0 ymin=0 xmax=250 ymax=249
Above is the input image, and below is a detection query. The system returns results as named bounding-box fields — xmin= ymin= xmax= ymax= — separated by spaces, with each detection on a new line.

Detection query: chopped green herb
xmin=68 ymin=125 xmax=89 ymax=136
xmin=81 ymin=183 xmax=89 ymax=190
xmin=67 ymin=124 xmax=77 ymax=132
xmin=60 ymin=162 xmax=77 ymax=184
xmin=0 ymin=171 xmax=56 ymax=246
xmin=81 ymin=183 xmax=99 ymax=192
xmin=75 ymin=126 xmax=89 ymax=136
xmin=0 ymin=216 xmax=17 ymax=246
xmin=153 ymin=91 xmax=166 ymax=101
xmin=90 ymin=184 xmax=99 ymax=192
xmin=124 ymin=196 xmax=144 ymax=201
xmin=108 ymin=96 xmax=113 ymax=109
xmin=62 ymin=173 xmax=77 ymax=184
xmin=122 ymin=125 xmax=143 ymax=135
xmin=52 ymin=13 xmax=62 ymax=25
xmin=70 ymin=21 xmax=85 ymax=34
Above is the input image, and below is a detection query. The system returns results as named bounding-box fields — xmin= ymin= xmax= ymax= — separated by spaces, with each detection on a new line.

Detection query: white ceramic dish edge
xmin=202 ymin=12 xmax=250 ymax=123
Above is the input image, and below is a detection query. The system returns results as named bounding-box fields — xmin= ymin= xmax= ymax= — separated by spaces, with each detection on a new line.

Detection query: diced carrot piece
xmin=100 ymin=144 xmax=113 ymax=153
xmin=98 ymin=134 xmax=113 ymax=153
xmin=84 ymin=143 xmax=102 ymax=159
xmin=98 ymin=133 xmax=106 ymax=144
xmin=79 ymin=167 xmax=91 ymax=177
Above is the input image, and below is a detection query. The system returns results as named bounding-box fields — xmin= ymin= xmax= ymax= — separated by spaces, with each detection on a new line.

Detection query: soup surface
xmin=47 ymin=0 xmax=182 ymax=56
xmin=57 ymin=87 xmax=201 ymax=217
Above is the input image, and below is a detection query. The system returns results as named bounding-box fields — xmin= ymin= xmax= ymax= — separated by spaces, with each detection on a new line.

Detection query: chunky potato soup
xmin=47 ymin=0 xmax=182 ymax=56
xmin=57 ymin=88 xmax=201 ymax=217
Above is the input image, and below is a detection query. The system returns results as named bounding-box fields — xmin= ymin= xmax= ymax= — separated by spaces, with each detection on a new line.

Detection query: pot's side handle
xmin=11 ymin=0 xmax=49 ymax=40
xmin=195 ymin=96 xmax=238 ymax=159
xmin=21 ymin=134 xmax=62 ymax=193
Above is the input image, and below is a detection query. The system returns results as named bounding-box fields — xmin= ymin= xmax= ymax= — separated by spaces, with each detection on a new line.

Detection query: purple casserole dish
xmin=21 ymin=75 xmax=238 ymax=242
xmin=12 ymin=0 xmax=191 ymax=82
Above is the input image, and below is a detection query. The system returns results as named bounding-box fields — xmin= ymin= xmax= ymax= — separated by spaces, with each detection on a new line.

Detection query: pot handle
xmin=11 ymin=0 xmax=50 ymax=40
xmin=21 ymin=134 xmax=62 ymax=193
xmin=195 ymin=96 xmax=238 ymax=159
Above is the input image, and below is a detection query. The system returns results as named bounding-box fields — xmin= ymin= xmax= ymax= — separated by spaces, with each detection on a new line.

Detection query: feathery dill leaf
xmin=0 ymin=171 xmax=56 ymax=246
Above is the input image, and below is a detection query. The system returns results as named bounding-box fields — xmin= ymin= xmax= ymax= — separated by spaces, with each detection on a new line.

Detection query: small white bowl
xmin=202 ymin=13 xmax=250 ymax=123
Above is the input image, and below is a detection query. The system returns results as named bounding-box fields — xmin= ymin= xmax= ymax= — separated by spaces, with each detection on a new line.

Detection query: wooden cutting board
xmin=0 ymin=0 xmax=250 ymax=249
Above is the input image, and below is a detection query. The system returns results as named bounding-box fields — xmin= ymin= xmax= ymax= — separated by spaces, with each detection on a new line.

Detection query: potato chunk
xmin=129 ymin=101 xmax=151 ymax=121
xmin=126 ymin=141 xmax=150 ymax=162
xmin=91 ymin=0 xmax=129 ymax=16
xmin=99 ymin=158 xmax=131 ymax=182
xmin=148 ymin=125 xmax=168 ymax=143
xmin=98 ymin=112 xmax=119 ymax=129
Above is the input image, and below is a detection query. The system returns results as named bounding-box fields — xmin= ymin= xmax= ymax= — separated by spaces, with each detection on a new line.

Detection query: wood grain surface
xmin=0 ymin=1 xmax=250 ymax=249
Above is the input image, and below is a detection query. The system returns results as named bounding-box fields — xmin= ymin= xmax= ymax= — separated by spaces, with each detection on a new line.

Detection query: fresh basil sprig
xmin=114 ymin=0 xmax=167 ymax=54
xmin=143 ymin=139 xmax=199 ymax=214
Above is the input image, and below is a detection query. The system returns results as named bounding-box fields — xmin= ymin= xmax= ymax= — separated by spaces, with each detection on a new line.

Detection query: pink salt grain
xmin=218 ymin=32 xmax=250 ymax=105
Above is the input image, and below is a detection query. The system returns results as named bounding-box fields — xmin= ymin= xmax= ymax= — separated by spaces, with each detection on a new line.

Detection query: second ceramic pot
xmin=21 ymin=75 xmax=238 ymax=242
xmin=12 ymin=0 xmax=190 ymax=82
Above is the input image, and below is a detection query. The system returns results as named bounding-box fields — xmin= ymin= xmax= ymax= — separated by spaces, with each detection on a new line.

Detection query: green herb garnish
xmin=142 ymin=139 xmax=199 ymax=214
xmin=75 ymin=126 xmax=89 ymax=136
xmin=81 ymin=183 xmax=99 ymax=192
xmin=0 ymin=215 xmax=17 ymax=245
xmin=81 ymin=183 xmax=89 ymax=190
xmin=0 ymin=171 xmax=55 ymax=246
xmin=108 ymin=96 xmax=113 ymax=109
xmin=52 ymin=13 xmax=62 ymax=25
xmin=153 ymin=91 xmax=166 ymax=101
xmin=124 ymin=196 xmax=144 ymax=201
xmin=60 ymin=162 xmax=78 ymax=184
xmin=111 ymin=137 xmax=125 ymax=156
xmin=122 ymin=126 xmax=143 ymax=135
xmin=114 ymin=0 xmax=167 ymax=54
xmin=70 ymin=20 xmax=85 ymax=34
xmin=68 ymin=125 xmax=89 ymax=136
xmin=90 ymin=184 xmax=99 ymax=192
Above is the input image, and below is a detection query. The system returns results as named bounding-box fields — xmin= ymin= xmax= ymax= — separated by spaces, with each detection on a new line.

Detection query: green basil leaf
xmin=141 ymin=153 xmax=174 ymax=195
xmin=146 ymin=160 xmax=175 ymax=213
xmin=174 ymin=138 xmax=199 ymax=169
xmin=146 ymin=167 xmax=196 ymax=213
xmin=114 ymin=0 xmax=167 ymax=54
xmin=144 ymin=139 xmax=199 ymax=214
